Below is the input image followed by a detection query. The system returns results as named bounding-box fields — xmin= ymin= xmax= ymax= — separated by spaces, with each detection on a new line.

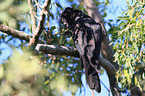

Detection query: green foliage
xmin=0 ymin=48 xmax=44 ymax=95
xmin=0 ymin=47 xmax=83 ymax=95
xmin=0 ymin=0 xmax=30 ymax=28
xmin=113 ymin=0 xmax=145 ymax=92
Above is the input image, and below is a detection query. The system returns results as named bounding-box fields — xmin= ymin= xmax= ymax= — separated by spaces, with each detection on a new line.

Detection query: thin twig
xmin=91 ymin=90 xmax=94 ymax=96
xmin=100 ymin=80 xmax=110 ymax=92
xmin=34 ymin=0 xmax=41 ymax=11
xmin=28 ymin=0 xmax=37 ymax=32
xmin=43 ymin=29 xmax=51 ymax=44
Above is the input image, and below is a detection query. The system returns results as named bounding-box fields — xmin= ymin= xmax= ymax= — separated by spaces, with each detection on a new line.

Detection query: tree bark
xmin=0 ymin=24 xmax=44 ymax=44
xmin=0 ymin=24 xmax=31 ymax=42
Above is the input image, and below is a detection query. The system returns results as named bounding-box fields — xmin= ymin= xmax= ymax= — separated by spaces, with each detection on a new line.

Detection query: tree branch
xmin=0 ymin=24 xmax=44 ymax=44
xmin=35 ymin=44 xmax=117 ymax=76
xmin=35 ymin=44 xmax=120 ymax=96
xmin=35 ymin=44 xmax=79 ymax=57
xmin=28 ymin=0 xmax=51 ymax=46
xmin=0 ymin=24 xmax=31 ymax=42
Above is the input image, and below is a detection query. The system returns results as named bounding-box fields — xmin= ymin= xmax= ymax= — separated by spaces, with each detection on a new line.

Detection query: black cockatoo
xmin=61 ymin=7 xmax=102 ymax=93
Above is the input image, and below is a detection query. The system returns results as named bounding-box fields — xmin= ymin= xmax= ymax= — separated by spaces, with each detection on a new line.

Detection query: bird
xmin=61 ymin=7 xmax=102 ymax=93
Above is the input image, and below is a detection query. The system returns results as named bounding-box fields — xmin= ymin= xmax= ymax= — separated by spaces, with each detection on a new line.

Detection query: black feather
xmin=61 ymin=7 xmax=102 ymax=93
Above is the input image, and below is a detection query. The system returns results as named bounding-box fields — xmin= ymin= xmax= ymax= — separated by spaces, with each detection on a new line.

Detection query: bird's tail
xmin=81 ymin=56 xmax=101 ymax=93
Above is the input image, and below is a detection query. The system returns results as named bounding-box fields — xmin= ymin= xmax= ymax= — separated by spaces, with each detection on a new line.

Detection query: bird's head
xmin=61 ymin=7 xmax=82 ymax=29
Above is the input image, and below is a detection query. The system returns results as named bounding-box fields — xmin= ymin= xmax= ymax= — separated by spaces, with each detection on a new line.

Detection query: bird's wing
xmin=74 ymin=30 xmax=85 ymax=56
xmin=83 ymin=23 xmax=102 ymax=71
